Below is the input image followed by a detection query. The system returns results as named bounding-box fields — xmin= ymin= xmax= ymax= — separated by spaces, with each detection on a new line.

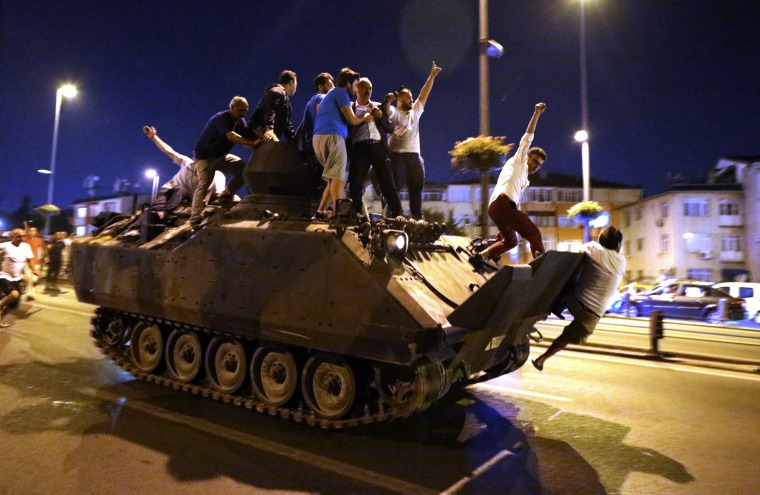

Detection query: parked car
xmin=606 ymin=283 xmax=652 ymax=314
xmin=627 ymin=280 xmax=746 ymax=323
xmin=713 ymin=282 xmax=760 ymax=323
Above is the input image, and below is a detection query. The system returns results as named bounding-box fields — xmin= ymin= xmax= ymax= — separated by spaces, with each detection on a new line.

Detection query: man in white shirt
xmin=471 ymin=103 xmax=547 ymax=270
xmin=143 ymin=126 xmax=227 ymax=213
xmin=347 ymin=77 xmax=403 ymax=218
xmin=532 ymin=226 xmax=626 ymax=370
xmin=1 ymin=229 xmax=38 ymax=327
xmin=384 ymin=61 xmax=441 ymax=219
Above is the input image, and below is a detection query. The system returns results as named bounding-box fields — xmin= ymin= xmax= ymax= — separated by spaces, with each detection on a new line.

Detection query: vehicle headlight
xmin=371 ymin=229 xmax=408 ymax=260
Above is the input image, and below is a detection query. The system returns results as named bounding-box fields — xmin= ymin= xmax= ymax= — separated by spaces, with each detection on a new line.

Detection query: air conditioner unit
xmin=700 ymin=251 xmax=712 ymax=260
xmin=655 ymin=218 xmax=664 ymax=227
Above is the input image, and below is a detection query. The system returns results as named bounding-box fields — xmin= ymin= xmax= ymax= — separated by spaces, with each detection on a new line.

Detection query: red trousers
xmin=487 ymin=194 xmax=545 ymax=259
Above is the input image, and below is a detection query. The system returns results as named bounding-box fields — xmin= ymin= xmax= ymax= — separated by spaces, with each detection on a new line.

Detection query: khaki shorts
xmin=563 ymin=291 xmax=601 ymax=344
xmin=313 ymin=134 xmax=347 ymax=181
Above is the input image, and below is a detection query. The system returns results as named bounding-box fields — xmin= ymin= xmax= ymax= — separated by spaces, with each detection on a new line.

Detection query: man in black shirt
xmin=249 ymin=70 xmax=298 ymax=142
xmin=190 ymin=96 xmax=260 ymax=225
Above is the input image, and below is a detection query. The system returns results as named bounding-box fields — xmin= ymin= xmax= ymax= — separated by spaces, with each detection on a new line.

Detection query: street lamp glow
xmin=574 ymin=129 xmax=589 ymax=142
xmin=46 ymin=82 xmax=79 ymax=235
xmin=145 ymin=169 xmax=159 ymax=203
xmin=37 ymin=169 xmax=53 ymax=174
xmin=485 ymin=39 xmax=504 ymax=58
xmin=60 ymin=84 xmax=78 ymax=99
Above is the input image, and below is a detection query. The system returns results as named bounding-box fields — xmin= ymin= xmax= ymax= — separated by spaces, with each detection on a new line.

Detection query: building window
xmin=636 ymin=238 xmax=644 ymax=251
xmin=637 ymin=269 xmax=644 ymax=280
xmin=660 ymin=234 xmax=670 ymax=254
xmin=720 ymin=234 xmax=741 ymax=252
xmin=719 ymin=200 xmax=739 ymax=216
xmin=422 ymin=191 xmax=444 ymax=201
xmin=624 ymin=211 xmax=631 ymax=228
xmin=542 ymin=236 xmax=556 ymax=251
xmin=635 ymin=208 xmax=642 ymax=221
xmin=76 ymin=226 xmax=87 ymax=237
xmin=447 ymin=188 xmax=471 ymax=202
xmin=525 ymin=188 xmax=553 ymax=203
xmin=686 ymin=268 xmax=712 ymax=281
xmin=558 ymin=216 xmax=579 ymax=228
xmin=684 ymin=198 xmax=709 ymax=217
xmin=557 ymin=189 xmax=582 ymax=203
xmin=624 ymin=240 xmax=631 ymax=256
xmin=661 ymin=202 xmax=669 ymax=219
xmin=528 ymin=212 xmax=555 ymax=227
xmin=77 ymin=207 xmax=87 ymax=218
xmin=103 ymin=201 xmax=117 ymax=212
xmin=685 ymin=233 xmax=711 ymax=253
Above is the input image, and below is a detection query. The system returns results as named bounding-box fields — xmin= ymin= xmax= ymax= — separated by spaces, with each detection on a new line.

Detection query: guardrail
xmin=535 ymin=311 xmax=760 ymax=368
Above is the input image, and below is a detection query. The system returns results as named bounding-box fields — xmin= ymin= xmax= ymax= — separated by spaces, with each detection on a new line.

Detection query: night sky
xmin=2 ymin=0 xmax=759 ymax=215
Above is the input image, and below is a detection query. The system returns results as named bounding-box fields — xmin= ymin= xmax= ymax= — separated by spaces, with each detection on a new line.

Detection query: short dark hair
xmin=279 ymin=70 xmax=297 ymax=85
xmin=314 ymin=72 xmax=333 ymax=90
xmin=336 ymin=67 xmax=361 ymax=88
xmin=528 ymin=147 xmax=547 ymax=161
xmin=599 ymin=226 xmax=623 ymax=251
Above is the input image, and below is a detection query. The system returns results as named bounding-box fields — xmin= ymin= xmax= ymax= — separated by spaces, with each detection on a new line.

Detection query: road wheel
xmin=628 ymin=304 xmax=640 ymax=318
xmin=250 ymin=346 xmax=298 ymax=407
xmin=705 ymin=309 xmax=721 ymax=325
xmin=301 ymin=353 xmax=356 ymax=420
xmin=129 ymin=322 xmax=164 ymax=373
xmin=205 ymin=337 xmax=247 ymax=394
xmin=166 ymin=330 xmax=203 ymax=383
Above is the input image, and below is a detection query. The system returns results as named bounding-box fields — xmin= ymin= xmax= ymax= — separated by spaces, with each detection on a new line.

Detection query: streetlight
xmin=577 ymin=0 xmax=591 ymax=203
xmin=478 ymin=0 xmax=504 ymax=238
xmin=46 ymin=83 xmax=78 ymax=234
xmin=145 ymin=169 xmax=159 ymax=204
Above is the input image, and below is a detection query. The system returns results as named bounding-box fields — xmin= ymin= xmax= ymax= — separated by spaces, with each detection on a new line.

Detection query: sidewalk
xmin=18 ymin=282 xmax=96 ymax=316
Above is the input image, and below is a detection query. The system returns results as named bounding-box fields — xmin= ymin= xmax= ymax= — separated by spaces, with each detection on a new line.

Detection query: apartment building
xmin=617 ymin=184 xmax=747 ymax=284
xmin=71 ymin=192 xmax=151 ymax=236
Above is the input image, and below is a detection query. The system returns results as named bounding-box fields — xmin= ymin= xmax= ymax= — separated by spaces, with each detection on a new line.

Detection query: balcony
xmin=719 ymin=251 xmax=744 ymax=263
xmin=719 ymin=215 xmax=743 ymax=227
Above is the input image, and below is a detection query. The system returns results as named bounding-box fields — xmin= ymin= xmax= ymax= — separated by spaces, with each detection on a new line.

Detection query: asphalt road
xmin=2 ymin=289 xmax=759 ymax=494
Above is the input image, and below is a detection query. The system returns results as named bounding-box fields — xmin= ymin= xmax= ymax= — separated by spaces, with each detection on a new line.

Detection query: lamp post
xmin=577 ymin=0 xmax=590 ymax=203
xmin=46 ymin=83 xmax=78 ymax=235
xmin=478 ymin=0 xmax=504 ymax=239
xmin=145 ymin=169 xmax=159 ymax=204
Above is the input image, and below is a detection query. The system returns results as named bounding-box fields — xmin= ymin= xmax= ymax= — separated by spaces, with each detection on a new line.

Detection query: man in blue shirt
xmin=298 ymin=72 xmax=334 ymax=161
xmin=190 ymin=96 xmax=261 ymax=225
xmin=313 ymin=68 xmax=377 ymax=216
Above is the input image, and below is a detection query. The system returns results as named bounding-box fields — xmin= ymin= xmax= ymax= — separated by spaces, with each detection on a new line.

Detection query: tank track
xmin=91 ymin=307 xmax=416 ymax=429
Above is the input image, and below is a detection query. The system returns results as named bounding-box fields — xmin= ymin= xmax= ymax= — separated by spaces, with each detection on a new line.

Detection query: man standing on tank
xmin=348 ymin=77 xmax=403 ymax=218
xmin=312 ymin=68 xmax=377 ymax=216
xmin=470 ymin=103 xmax=548 ymax=269
xmin=384 ymin=61 xmax=442 ymax=219
xmin=249 ymin=70 xmax=298 ymax=142
xmin=189 ymin=96 xmax=260 ymax=226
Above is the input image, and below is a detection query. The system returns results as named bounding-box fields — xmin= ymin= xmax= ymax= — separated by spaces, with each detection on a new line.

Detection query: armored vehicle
xmin=72 ymin=142 xmax=582 ymax=428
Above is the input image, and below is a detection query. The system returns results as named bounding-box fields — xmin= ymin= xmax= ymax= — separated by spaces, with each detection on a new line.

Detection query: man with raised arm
xmin=384 ymin=61 xmax=442 ymax=219
xmin=143 ymin=126 xmax=227 ymax=213
xmin=471 ymin=103 xmax=548 ymax=270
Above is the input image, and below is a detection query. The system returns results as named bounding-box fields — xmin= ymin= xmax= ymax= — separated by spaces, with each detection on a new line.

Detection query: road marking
xmin=81 ymin=387 xmax=438 ymax=495
xmin=564 ymin=351 xmax=760 ymax=382
xmin=439 ymin=448 xmax=517 ymax=494
xmin=27 ymin=302 xmax=94 ymax=318
xmin=473 ymin=383 xmax=574 ymax=403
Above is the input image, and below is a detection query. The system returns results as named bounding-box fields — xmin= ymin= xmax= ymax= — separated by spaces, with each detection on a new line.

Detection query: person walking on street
xmin=1 ymin=229 xmax=38 ymax=327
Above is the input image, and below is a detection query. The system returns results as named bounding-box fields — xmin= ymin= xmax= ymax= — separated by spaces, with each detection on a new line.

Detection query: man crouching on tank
xmin=532 ymin=226 xmax=626 ymax=370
